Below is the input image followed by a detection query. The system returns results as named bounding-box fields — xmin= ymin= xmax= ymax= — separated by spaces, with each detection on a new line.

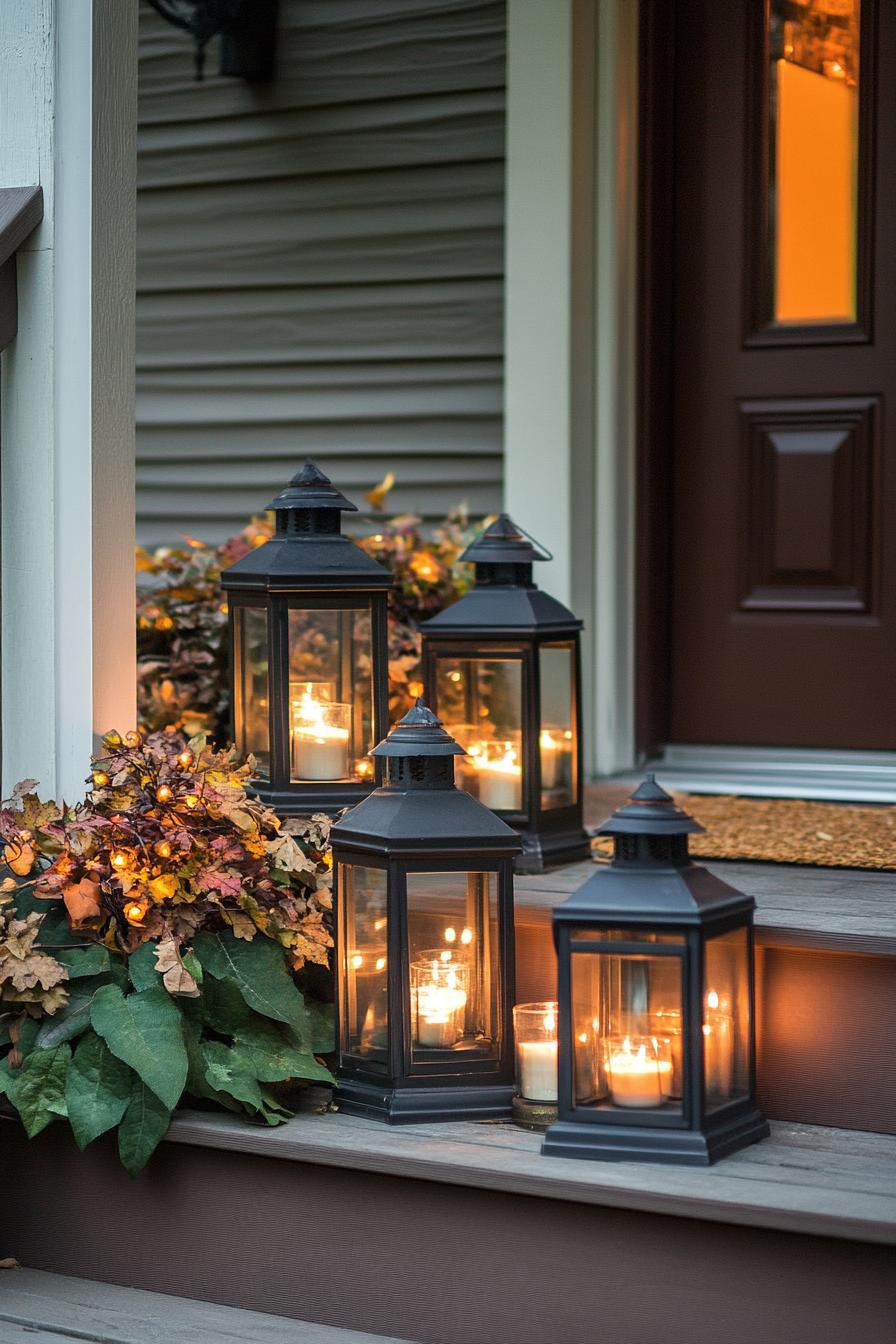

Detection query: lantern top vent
xmin=265 ymin=459 xmax=358 ymax=515
xmin=597 ymin=773 xmax=704 ymax=838
xmin=459 ymin=513 xmax=552 ymax=567
xmin=372 ymin=699 xmax=465 ymax=759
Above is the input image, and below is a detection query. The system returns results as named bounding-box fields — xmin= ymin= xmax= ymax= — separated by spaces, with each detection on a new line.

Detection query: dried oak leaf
xmin=221 ymin=909 xmax=256 ymax=940
xmin=62 ymin=877 xmax=103 ymax=927
xmin=154 ymin=936 xmax=200 ymax=997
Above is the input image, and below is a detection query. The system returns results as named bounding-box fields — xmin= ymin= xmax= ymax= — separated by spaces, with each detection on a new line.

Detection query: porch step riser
xmin=1 ymin=1124 xmax=891 ymax=1344
xmin=515 ymin=920 xmax=896 ymax=1135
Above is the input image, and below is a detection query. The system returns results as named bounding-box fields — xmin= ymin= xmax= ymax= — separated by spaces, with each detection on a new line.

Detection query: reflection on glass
xmin=437 ymin=658 xmax=523 ymax=812
xmin=539 ymin=642 xmax=576 ymax=809
xmin=340 ymin=865 xmax=388 ymax=1065
xmin=570 ymin=940 xmax=683 ymax=1114
xmin=704 ymin=926 xmax=750 ymax=1111
xmin=234 ymin=606 xmax=270 ymax=779
xmin=406 ymin=871 xmax=499 ymax=1062
xmin=513 ymin=1002 xmax=559 ymax=1102
xmin=769 ymin=0 xmax=861 ymax=324
xmin=287 ymin=606 xmax=373 ymax=782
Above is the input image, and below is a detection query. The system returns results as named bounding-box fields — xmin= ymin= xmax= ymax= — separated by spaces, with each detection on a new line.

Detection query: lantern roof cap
xmin=265 ymin=459 xmax=358 ymax=513
xmin=372 ymin=699 xmax=465 ymax=758
xmin=597 ymin=774 xmax=704 ymax=837
xmin=459 ymin=513 xmax=552 ymax=566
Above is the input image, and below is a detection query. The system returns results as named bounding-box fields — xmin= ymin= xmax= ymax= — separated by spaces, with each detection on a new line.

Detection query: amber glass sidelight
xmin=768 ymin=0 xmax=861 ymax=325
xmin=438 ymin=659 xmax=524 ymax=812
xmin=233 ymin=606 xmax=270 ymax=778
xmin=287 ymin=607 xmax=374 ymax=784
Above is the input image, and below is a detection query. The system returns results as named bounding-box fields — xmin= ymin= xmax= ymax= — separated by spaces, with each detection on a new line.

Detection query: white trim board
xmin=652 ymin=745 xmax=896 ymax=804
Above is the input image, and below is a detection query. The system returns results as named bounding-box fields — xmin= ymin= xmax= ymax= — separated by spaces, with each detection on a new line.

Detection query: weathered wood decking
xmin=0 ymin=1270 xmax=412 ymax=1343
xmin=164 ymin=1109 xmax=896 ymax=1246
xmin=515 ymin=857 xmax=896 ymax=956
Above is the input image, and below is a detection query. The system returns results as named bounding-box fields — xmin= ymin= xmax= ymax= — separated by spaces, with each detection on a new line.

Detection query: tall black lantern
xmin=331 ymin=700 xmax=520 ymax=1122
xmin=543 ymin=776 xmax=769 ymax=1165
xmin=220 ymin=461 xmax=391 ymax=816
xmin=421 ymin=514 xmax=589 ymax=872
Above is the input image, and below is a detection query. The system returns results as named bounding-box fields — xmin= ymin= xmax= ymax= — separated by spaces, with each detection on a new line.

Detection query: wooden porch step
xmin=0 ymin=1269 xmax=414 ymax=1344
xmin=2 ymin=1111 xmax=893 ymax=1344
xmin=514 ymin=858 xmax=896 ymax=1135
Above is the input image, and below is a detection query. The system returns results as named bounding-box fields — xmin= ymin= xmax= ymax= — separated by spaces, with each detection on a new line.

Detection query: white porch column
xmin=504 ymin=0 xmax=638 ymax=776
xmin=0 ymin=0 xmax=137 ymax=801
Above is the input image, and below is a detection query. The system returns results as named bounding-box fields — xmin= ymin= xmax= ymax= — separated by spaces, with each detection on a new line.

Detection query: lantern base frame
xmin=515 ymin=824 xmax=591 ymax=874
xmin=541 ymin=1106 xmax=770 ymax=1166
xmin=335 ymin=1076 xmax=515 ymax=1125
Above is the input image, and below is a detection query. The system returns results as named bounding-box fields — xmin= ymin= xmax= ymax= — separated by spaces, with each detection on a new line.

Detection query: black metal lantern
xmin=421 ymin=514 xmax=589 ymax=873
xmin=220 ymin=461 xmax=391 ymax=816
xmin=331 ymin=700 xmax=520 ymax=1122
xmin=542 ymin=776 xmax=769 ymax=1165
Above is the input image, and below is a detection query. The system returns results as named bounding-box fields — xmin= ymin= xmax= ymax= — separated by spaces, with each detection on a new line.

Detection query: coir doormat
xmin=591 ymin=794 xmax=896 ymax=871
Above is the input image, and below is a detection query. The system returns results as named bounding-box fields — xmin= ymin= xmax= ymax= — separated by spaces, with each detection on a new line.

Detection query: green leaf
xmin=127 ymin=941 xmax=160 ymax=992
xmin=232 ymin=1020 xmax=333 ymax=1085
xmin=90 ymin=985 xmax=187 ymax=1110
xmin=182 ymin=1022 xmax=240 ymax=1112
xmin=65 ymin=1031 xmax=133 ymax=1149
xmin=6 ymin=1044 xmax=71 ymax=1137
xmin=54 ymin=945 xmax=110 ymax=979
xmin=193 ymin=931 xmax=307 ymax=1028
xmin=199 ymin=1040 xmax=266 ymax=1110
xmin=199 ymin=975 xmax=254 ymax=1035
xmin=34 ymin=906 xmax=89 ymax=946
xmin=35 ymin=985 xmax=100 ymax=1048
xmin=16 ymin=1017 xmax=41 ymax=1059
xmin=181 ymin=951 xmax=203 ymax=985
xmin=117 ymin=1078 xmax=171 ymax=1176
xmin=308 ymin=1001 xmax=335 ymax=1055
xmin=0 ymin=1056 xmax=14 ymax=1097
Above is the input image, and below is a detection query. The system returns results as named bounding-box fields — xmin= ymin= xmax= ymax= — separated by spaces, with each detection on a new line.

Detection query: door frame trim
xmin=655 ymin=744 xmax=896 ymax=803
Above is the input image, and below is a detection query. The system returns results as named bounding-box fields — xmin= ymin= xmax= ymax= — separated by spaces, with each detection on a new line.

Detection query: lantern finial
xmin=459 ymin=513 xmax=552 ymax=567
xmin=266 ymin=459 xmax=359 ymax=517
xmin=373 ymin=699 xmax=465 ymax=759
xmin=598 ymin=774 xmax=704 ymax=837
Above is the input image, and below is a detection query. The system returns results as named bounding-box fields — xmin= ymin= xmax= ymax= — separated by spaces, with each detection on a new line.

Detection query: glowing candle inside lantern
xmin=518 ymin=1005 xmax=559 ymax=1102
xmin=412 ymin=958 xmax=468 ymax=1048
xmin=473 ymin=742 xmax=522 ymax=811
xmin=607 ymin=1036 xmax=673 ymax=1108
xmin=539 ymin=728 xmax=573 ymax=790
xmin=703 ymin=989 xmax=734 ymax=1097
xmin=291 ymin=690 xmax=351 ymax=780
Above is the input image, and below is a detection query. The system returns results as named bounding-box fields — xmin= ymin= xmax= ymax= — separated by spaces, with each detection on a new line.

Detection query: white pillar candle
xmin=608 ymin=1039 xmax=672 ymax=1108
xmin=475 ymin=746 xmax=522 ymax=811
xmin=291 ymin=692 xmax=351 ymax=780
xmin=539 ymin=731 xmax=560 ymax=788
xmin=518 ymin=1039 xmax=558 ymax=1101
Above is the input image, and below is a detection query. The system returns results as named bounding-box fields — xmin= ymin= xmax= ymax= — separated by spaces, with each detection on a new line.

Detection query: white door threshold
xmin=649 ymin=744 xmax=896 ymax=803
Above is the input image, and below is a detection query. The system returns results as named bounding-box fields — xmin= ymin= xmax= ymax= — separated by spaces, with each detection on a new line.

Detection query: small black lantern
xmin=542 ymin=776 xmax=769 ymax=1165
xmin=331 ymin=700 xmax=520 ymax=1122
xmin=220 ymin=461 xmax=391 ymax=816
xmin=421 ymin=514 xmax=589 ymax=872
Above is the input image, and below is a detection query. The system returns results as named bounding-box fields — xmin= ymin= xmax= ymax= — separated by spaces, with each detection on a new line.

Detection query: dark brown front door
xmin=666 ymin=0 xmax=896 ymax=750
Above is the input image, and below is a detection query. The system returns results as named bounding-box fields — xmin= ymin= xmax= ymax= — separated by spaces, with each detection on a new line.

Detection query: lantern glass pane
xmin=436 ymin=657 xmax=523 ymax=812
xmin=339 ymin=863 xmax=388 ymax=1066
xmin=406 ymin=871 xmax=500 ymax=1062
xmin=570 ymin=946 xmax=683 ymax=1113
xmin=233 ymin=605 xmax=270 ymax=779
xmin=539 ymin=642 xmax=577 ymax=810
xmin=704 ymin=926 xmax=750 ymax=1111
xmin=287 ymin=605 xmax=374 ymax=783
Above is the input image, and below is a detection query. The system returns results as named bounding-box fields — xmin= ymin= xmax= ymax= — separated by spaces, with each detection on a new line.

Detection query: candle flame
xmin=707 ymin=989 xmax=720 ymax=1010
xmin=543 ymin=1008 xmax=556 ymax=1033
xmin=444 ymin=926 xmax=457 ymax=943
xmin=460 ymin=927 xmax=473 ymax=945
xmin=375 ymin=957 xmax=386 ymax=971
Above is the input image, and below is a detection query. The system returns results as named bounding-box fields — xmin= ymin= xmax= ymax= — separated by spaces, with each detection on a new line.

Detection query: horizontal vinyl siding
xmin=136 ymin=0 xmax=506 ymax=546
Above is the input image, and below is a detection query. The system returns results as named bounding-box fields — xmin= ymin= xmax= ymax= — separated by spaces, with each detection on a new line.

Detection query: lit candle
xmin=518 ymin=1006 xmax=559 ymax=1101
xmin=413 ymin=960 xmax=468 ymax=1048
xmin=539 ymin=728 xmax=573 ymax=790
xmin=607 ymin=1037 xmax=672 ymax=1108
xmin=474 ymin=743 xmax=522 ymax=811
xmin=292 ymin=690 xmax=351 ymax=780
xmin=703 ymin=990 xmax=734 ymax=1097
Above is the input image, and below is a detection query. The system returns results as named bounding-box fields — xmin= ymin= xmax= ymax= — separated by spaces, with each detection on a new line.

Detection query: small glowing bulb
xmin=124 ymin=731 xmax=142 ymax=747
xmin=460 ymin=927 xmax=473 ymax=945
xmin=444 ymin=926 xmax=457 ymax=943
xmin=178 ymin=750 xmax=192 ymax=768
xmin=707 ymin=990 xmax=720 ymax=1010
xmin=351 ymin=954 xmax=363 ymax=970
xmin=92 ymin=771 xmax=109 ymax=788
xmin=577 ymin=1032 xmax=588 ymax=1044
xmin=125 ymin=902 xmax=146 ymax=924
xmin=449 ymin=670 xmax=462 ymax=683
xmin=110 ymin=850 xmax=130 ymax=871
xmin=155 ymin=840 xmax=172 ymax=859
xmin=218 ymin=602 xmax=229 ymax=615
xmin=156 ymin=784 xmax=173 ymax=803
xmin=375 ymin=957 xmax=386 ymax=971
xmin=373 ymin=917 xmax=386 ymax=932
xmin=184 ymin=794 xmax=199 ymax=810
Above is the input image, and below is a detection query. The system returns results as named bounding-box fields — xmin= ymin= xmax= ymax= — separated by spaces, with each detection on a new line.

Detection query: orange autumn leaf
xmin=62 ymin=877 xmax=103 ymax=927
xmin=3 ymin=843 xmax=35 ymax=878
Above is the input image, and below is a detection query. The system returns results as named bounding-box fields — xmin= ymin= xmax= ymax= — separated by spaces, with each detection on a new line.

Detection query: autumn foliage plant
xmin=0 ymin=731 xmax=335 ymax=1173
xmin=136 ymin=501 xmax=478 ymax=740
